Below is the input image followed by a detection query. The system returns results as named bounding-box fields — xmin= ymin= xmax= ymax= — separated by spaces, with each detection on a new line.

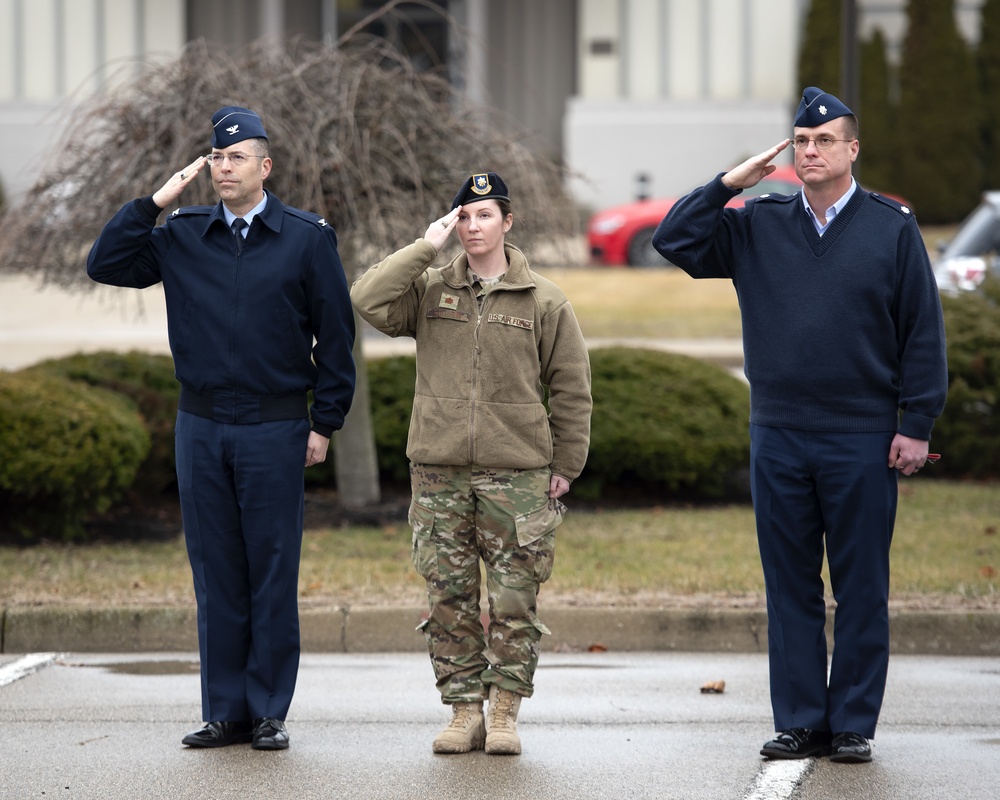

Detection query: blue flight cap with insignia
xmin=794 ymin=86 xmax=853 ymax=128
xmin=211 ymin=106 xmax=268 ymax=148
xmin=451 ymin=172 xmax=510 ymax=209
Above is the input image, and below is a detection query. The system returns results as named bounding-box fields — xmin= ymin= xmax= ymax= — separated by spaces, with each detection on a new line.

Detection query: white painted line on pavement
xmin=0 ymin=652 xmax=61 ymax=687
xmin=744 ymin=760 xmax=811 ymax=800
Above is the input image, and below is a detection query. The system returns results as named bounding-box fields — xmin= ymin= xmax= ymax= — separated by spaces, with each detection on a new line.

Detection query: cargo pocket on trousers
xmin=513 ymin=499 xmax=565 ymax=585
xmin=408 ymin=500 xmax=438 ymax=581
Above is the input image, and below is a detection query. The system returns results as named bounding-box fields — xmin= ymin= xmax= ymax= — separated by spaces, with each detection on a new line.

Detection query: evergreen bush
xmin=363 ymin=348 xmax=752 ymax=500
xmin=979 ymin=0 xmax=1000 ymax=189
xmin=796 ymin=0 xmax=841 ymax=98
xmin=898 ymin=0 xmax=981 ymax=222
xmin=935 ymin=277 xmax=1000 ymax=478
xmin=366 ymin=355 xmax=418 ymax=483
xmin=859 ymin=29 xmax=898 ymax=193
xmin=578 ymin=348 xmax=750 ymax=500
xmin=25 ymin=351 xmax=180 ymax=495
xmin=0 ymin=371 xmax=151 ymax=539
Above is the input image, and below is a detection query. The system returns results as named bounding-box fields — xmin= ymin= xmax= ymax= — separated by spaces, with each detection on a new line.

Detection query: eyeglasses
xmin=790 ymin=135 xmax=855 ymax=151
xmin=204 ymin=152 xmax=266 ymax=166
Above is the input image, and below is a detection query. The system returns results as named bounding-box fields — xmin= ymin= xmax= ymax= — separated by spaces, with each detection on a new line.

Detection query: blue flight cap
xmin=793 ymin=87 xmax=853 ymax=128
xmin=451 ymin=172 xmax=510 ymax=209
xmin=211 ymin=106 xmax=268 ymax=148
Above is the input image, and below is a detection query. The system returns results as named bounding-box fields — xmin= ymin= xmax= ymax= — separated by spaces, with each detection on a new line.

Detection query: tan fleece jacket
xmin=351 ymin=239 xmax=592 ymax=481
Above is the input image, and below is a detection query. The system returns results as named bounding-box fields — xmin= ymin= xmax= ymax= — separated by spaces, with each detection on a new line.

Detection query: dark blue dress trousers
xmin=750 ymin=424 xmax=897 ymax=739
xmin=175 ymin=411 xmax=310 ymax=722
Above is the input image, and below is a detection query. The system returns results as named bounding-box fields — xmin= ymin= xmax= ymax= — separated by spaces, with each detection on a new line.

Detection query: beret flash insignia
xmin=471 ymin=174 xmax=492 ymax=196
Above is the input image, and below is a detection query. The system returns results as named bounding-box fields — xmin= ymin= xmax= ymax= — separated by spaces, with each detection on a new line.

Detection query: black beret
xmin=211 ymin=106 xmax=268 ymax=148
xmin=793 ymin=87 xmax=853 ymax=128
xmin=451 ymin=172 xmax=510 ymax=210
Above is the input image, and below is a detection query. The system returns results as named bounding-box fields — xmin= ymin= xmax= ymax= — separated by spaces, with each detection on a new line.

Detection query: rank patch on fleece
xmin=439 ymin=292 xmax=461 ymax=309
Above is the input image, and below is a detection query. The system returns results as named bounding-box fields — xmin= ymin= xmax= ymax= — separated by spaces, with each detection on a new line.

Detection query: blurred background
xmin=0 ymin=0 xmax=993 ymax=224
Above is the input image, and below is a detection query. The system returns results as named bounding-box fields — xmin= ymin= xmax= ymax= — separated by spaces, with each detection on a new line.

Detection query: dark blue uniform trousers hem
xmin=175 ymin=411 xmax=309 ymax=722
xmin=750 ymin=425 xmax=897 ymax=739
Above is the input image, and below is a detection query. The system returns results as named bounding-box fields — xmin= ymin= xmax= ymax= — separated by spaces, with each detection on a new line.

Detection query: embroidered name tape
xmin=487 ymin=313 xmax=533 ymax=330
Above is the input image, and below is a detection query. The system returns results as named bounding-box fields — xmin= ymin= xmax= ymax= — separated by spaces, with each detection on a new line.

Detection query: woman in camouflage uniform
xmin=351 ymin=172 xmax=592 ymax=755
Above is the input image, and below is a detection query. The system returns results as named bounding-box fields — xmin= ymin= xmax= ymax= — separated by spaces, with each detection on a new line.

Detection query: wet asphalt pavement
xmin=2 ymin=651 xmax=999 ymax=800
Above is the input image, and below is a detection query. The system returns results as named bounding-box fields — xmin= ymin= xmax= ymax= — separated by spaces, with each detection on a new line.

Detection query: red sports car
xmin=587 ymin=165 xmax=908 ymax=267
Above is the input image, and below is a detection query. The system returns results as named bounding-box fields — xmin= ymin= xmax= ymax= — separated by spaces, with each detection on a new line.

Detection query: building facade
xmin=0 ymin=0 xmax=985 ymax=213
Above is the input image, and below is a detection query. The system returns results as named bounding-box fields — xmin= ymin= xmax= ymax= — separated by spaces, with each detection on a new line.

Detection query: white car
xmin=933 ymin=192 xmax=1000 ymax=294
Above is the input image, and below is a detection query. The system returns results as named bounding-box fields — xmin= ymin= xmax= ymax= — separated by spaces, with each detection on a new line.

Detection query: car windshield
xmin=941 ymin=199 xmax=1000 ymax=260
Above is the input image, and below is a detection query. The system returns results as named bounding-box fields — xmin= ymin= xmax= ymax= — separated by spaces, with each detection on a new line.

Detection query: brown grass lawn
xmin=2 ymin=479 xmax=995 ymax=610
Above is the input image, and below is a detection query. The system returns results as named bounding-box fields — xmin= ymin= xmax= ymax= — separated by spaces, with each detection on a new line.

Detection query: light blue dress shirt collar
xmin=223 ymin=193 xmax=268 ymax=235
xmin=803 ymin=177 xmax=857 ymax=236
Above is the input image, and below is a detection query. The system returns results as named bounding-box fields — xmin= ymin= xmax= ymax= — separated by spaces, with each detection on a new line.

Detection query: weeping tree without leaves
xmin=0 ymin=36 xmax=578 ymax=282
xmin=0 ymin=31 xmax=580 ymax=510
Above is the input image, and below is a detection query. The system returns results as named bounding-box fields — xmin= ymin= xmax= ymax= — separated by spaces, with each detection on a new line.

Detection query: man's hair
xmin=841 ymin=115 xmax=859 ymax=140
xmin=248 ymin=137 xmax=270 ymax=157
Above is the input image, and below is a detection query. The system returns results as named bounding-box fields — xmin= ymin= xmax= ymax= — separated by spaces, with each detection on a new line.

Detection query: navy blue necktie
xmin=232 ymin=218 xmax=247 ymax=254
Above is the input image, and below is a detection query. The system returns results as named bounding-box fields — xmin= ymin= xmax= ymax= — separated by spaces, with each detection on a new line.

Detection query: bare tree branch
xmin=0 ymin=31 xmax=580 ymax=289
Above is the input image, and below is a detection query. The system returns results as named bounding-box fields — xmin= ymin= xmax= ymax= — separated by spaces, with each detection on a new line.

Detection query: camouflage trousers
xmin=409 ymin=464 xmax=565 ymax=703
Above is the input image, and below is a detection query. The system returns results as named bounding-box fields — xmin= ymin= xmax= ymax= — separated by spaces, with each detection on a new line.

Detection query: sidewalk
xmin=0 ymin=273 xmax=747 ymax=370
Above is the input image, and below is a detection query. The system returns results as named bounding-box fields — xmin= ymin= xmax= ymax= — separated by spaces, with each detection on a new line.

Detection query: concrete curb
xmin=4 ymin=606 xmax=999 ymax=656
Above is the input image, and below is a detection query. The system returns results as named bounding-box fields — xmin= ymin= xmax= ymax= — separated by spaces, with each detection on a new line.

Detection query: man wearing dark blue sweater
xmin=653 ymin=87 xmax=947 ymax=764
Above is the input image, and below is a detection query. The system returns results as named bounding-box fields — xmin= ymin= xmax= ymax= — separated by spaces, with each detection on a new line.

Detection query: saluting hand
xmin=424 ymin=207 xmax=461 ymax=251
xmin=721 ymin=139 xmax=791 ymax=191
xmin=152 ymin=155 xmax=207 ymax=209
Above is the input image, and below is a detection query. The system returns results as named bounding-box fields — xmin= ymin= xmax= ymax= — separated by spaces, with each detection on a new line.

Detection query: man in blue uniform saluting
xmin=652 ymin=87 xmax=947 ymax=763
xmin=88 ymin=106 xmax=356 ymax=751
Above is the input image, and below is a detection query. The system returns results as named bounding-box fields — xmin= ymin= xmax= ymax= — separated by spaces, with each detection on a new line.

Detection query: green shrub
xmin=367 ymin=355 xmax=418 ymax=483
xmin=897 ymin=0 xmax=981 ymax=223
xmin=578 ymin=347 xmax=750 ymax=500
xmin=0 ymin=371 xmax=151 ymax=539
xmin=25 ymin=351 xmax=180 ymax=495
xmin=936 ymin=277 xmax=1000 ymax=477
xmin=362 ymin=348 xmax=751 ymax=500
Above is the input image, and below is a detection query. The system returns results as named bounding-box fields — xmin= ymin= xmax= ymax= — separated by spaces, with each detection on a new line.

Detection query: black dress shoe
xmin=830 ymin=731 xmax=872 ymax=763
xmin=760 ymin=728 xmax=832 ymax=759
xmin=252 ymin=717 xmax=289 ymax=750
xmin=181 ymin=720 xmax=253 ymax=748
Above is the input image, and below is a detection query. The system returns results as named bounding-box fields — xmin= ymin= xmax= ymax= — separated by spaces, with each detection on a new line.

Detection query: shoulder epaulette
xmin=746 ymin=191 xmax=798 ymax=206
xmin=868 ymin=192 xmax=913 ymax=217
xmin=169 ymin=205 xmax=213 ymax=218
xmin=284 ymin=206 xmax=331 ymax=227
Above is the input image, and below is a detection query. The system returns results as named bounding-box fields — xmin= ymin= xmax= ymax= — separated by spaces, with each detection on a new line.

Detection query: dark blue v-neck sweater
xmin=653 ymin=175 xmax=947 ymax=441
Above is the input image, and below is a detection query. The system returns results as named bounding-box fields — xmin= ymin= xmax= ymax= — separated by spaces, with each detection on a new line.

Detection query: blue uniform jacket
xmin=87 ymin=191 xmax=356 ymax=437
xmin=652 ymin=175 xmax=947 ymax=441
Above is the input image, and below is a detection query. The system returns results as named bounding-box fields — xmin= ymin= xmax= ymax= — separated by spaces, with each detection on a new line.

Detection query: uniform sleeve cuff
xmin=705 ymin=174 xmax=742 ymax=207
xmin=311 ymin=422 xmax=335 ymax=438
xmin=135 ymin=195 xmax=163 ymax=223
xmin=899 ymin=412 xmax=935 ymax=441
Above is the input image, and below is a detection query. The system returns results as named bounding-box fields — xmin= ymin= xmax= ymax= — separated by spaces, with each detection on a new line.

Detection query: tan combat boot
xmin=432 ymin=701 xmax=486 ymax=754
xmin=485 ymin=685 xmax=522 ymax=755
